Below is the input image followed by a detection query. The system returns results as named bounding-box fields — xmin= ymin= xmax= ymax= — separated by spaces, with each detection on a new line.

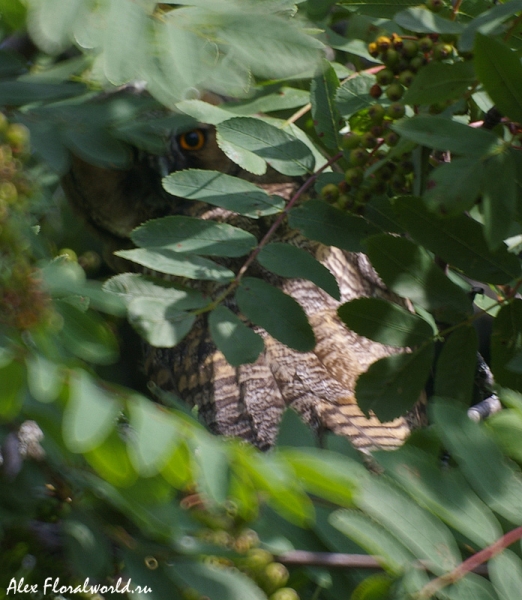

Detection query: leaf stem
xmin=416 ymin=525 xmax=522 ymax=598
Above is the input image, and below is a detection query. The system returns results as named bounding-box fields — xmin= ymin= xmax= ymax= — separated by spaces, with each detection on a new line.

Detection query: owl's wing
xmin=144 ymin=244 xmax=416 ymax=451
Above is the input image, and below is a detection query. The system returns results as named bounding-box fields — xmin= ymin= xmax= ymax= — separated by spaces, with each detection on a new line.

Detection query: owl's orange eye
xmin=178 ymin=129 xmax=206 ymax=151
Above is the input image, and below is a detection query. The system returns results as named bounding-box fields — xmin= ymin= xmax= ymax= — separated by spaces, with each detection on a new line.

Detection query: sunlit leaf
xmin=84 ymin=429 xmax=138 ymax=487
xmin=404 ymin=61 xmax=475 ymax=106
xmin=459 ymin=0 xmax=522 ymax=51
xmin=26 ymin=354 xmax=62 ymax=403
xmin=394 ymin=7 xmax=464 ymax=33
xmin=335 ymin=72 xmax=376 ymax=118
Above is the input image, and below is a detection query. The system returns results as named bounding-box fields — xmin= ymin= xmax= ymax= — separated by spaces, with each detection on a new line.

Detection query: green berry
xmin=401 ymin=40 xmax=419 ymax=58
xmin=370 ymin=124 xmax=383 ymax=137
xmin=384 ymin=131 xmax=400 ymax=146
xmin=426 ymin=0 xmax=445 ymax=12
xmin=385 ymin=82 xmax=404 ymax=101
xmin=6 ymin=124 xmax=29 ymax=149
xmin=382 ymin=49 xmax=400 ymax=68
xmin=360 ymin=132 xmax=377 ymax=149
xmin=269 ymin=589 xmax=300 ymax=600
xmin=398 ymin=158 xmax=414 ymax=173
xmin=409 ymin=56 xmax=426 ymax=72
xmin=349 ymin=148 xmax=369 ymax=166
xmin=398 ymin=70 xmax=414 ymax=87
xmin=335 ymin=194 xmax=351 ymax=210
xmin=433 ymin=43 xmax=453 ymax=60
xmin=376 ymin=68 xmax=394 ymax=86
xmin=342 ymin=133 xmax=361 ymax=149
xmin=368 ymin=103 xmax=385 ymax=123
xmin=345 ymin=167 xmax=364 ymax=187
xmin=244 ymin=548 xmax=273 ymax=572
xmin=0 ymin=181 xmax=17 ymax=203
xmin=386 ymin=103 xmax=405 ymax=120
xmin=0 ymin=113 xmax=8 ymax=135
xmin=419 ymin=36 xmax=433 ymax=52
xmin=263 ymin=562 xmax=289 ymax=591
xmin=321 ymin=183 xmax=339 ymax=202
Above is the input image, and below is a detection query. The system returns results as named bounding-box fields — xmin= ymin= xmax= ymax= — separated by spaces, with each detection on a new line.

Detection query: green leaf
xmin=103 ymin=273 xmax=208 ymax=310
xmin=394 ymin=196 xmax=521 ymax=284
xmin=351 ymin=574 xmax=394 ymax=600
xmin=424 ymin=157 xmax=483 ymax=216
xmin=84 ymin=429 xmax=138 ymax=487
xmin=0 ymin=81 xmax=85 ymax=105
xmin=394 ymin=7 xmax=464 ymax=34
xmin=311 ymin=60 xmax=342 ymax=150
xmin=208 ymin=305 xmax=264 ymax=366
xmin=61 ymin=126 xmax=132 ymax=170
xmin=356 ymin=476 xmax=461 ymax=575
xmin=366 ymin=234 xmax=473 ymax=323
xmin=488 ymin=409 xmax=522 ymax=463
xmin=167 ymin=560 xmax=267 ymax=600
xmin=355 ymin=343 xmax=434 ymax=421
xmin=131 ymin=216 xmax=257 ymax=257
xmin=191 ymin=434 xmax=230 ymax=505
xmin=434 ymin=326 xmax=478 ymax=404
xmin=216 ymin=135 xmax=268 ymax=176
xmin=56 ymin=302 xmax=119 ymax=365
xmin=459 ymin=0 xmax=522 ymax=52
xmin=217 ymin=117 xmax=315 ymax=175
xmin=489 ymin=549 xmax=522 ymax=600
xmin=376 ymin=446 xmax=501 ymax=547
xmin=63 ymin=370 xmax=120 ymax=453
xmin=127 ymin=395 xmax=179 ymax=477
xmin=257 ymin=242 xmax=340 ymax=300
xmin=115 ymin=248 xmax=234 ymax=282
xmin=330 ymin=510 xmax=415 ymax=575
xmin=338 ymin=298 xmax=434 ymax=348
xmin=338 ymin=0 xmax=420 ymax=18
xmin=432 ymin=398 xmax=522 ymax=523
xmin=335 ymin=72 xmax=376 ymax=119
xmin=162 ymin=169 xmax=284 ymax=218
xmin=0 ymin=360 xmax=25 ymax=421
xmin=176 ymin=99 xmax=234 ymax=125
xmin=404 ymin=61 xmax=476 ymax=106
xmin=288 ymin=199 xmax=380 ymax=253
xmin=445 ymin=574 xmax=498 ymax=600
xmin=236 ymin=277 xmax=315 ymax=352
xmin=26 ymin=354 xmax=62 ymax=403
xmin=491 ymin=299 xmax=522 ymax=393
xmin=223 ymin=87 xmax=310 ymax=115
xmin=127 ymin=297 xmax=196 ymax=348
xmin=391 ymin=116 xmax=500 ymax=156
xmin=481 ymin=152 xmax=517 ymax=250
xmin=474 ymin=32 xmax=522 ymax=124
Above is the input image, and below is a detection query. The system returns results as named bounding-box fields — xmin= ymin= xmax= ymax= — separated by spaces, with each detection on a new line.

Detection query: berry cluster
xmin=368 ymin=33 xmax=455 ymax=105
xmin=0 ymin=114 xmax=49 ymax=331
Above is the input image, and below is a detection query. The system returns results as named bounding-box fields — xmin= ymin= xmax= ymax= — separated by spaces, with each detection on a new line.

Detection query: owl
xmin=62 ymin=121 xmax=420 ymax=452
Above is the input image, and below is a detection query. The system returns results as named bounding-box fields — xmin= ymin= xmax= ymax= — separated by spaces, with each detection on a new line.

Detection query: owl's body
xmin=62 ymin=124 xmax=418 ymax=451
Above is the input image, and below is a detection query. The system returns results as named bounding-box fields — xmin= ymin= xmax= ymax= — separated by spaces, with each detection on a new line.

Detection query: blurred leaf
xmin=330 ymin=510 xmax=415 ymax=575
xmin=192 ymin=434 xmax=230 ymax=504
xmin=208 ymin=305 xmax=264 ymax=366
xmin=0 ymin=81 xmax=85 ymax=105
xmin=489 ymin=548 xmax=522 ymax=600
xmin=115 ymin=248 xmax=234 ymax=282
xmin=167 ymin=560 xmax=267 ymax=600
xmin=163 ymin=169 xmax=284 ymax=218
xmin=0 ymin=360 xmax=25 ymax=421
xmin=351 ymin=574 xmax=394 ymax=600
xmin=55 ymin=302 xmax=119 ymax=365
xmin=481 ymin=152 xmax=517 ymax=250
xmin=335 ymin=72 xmax=376 ymax=118
xmin=223 ymin=87 xmax=310 ymax=115
xmin=127 ymin=297 xmax=196 ymax=348
xmin=128 ymin=396 xmax=180 ymax=477
xmin=423 ymin=158 xmax=483 ymax=216
xmin=392 ymin=116 xmax=500 ymax=156
xmin=177 ymin=99 xmax=243 ymax=124
xmin=432 ymin=398 xmax=522 ymax=523
xmin=376 ymin=446 xmax=501 ymax=547
xmin=84 ymin=429 xmax=138 ymax=487
xmin=338 ymin=0 xmax=421 ymax=18
xmin=63 ymin=370 xmax=120 ymax=453
xmin=61 ymin=125 xmax=132 ymax=170
xmin=103 ymin=273 xmax=208 ymax=310
xmin=434 ymin=326 xmax=478 ymax=404
xmin=217 ymin=117 xmax=315 ymax=176
xmin=161 ymin=440 xmax=192 ymax=488
xmin=459 ymin=0 xmax=522 ymax=51
xmin=491 ymin=300 xmax=522 ymax=392
xmin=0 ymin=50 xmax=27 ymax=78
xmin=288 ymin=199 xmax=380 ymax=253
xmin=355 ymin=343 xmax=434 ymax=421
xmin=444 ymin=574 xmax=498 ymax=600
xmin=131 ymin=216 xmax=257 ymax=257
xmin=338 ymin=297 xmax=434 ymax=348
xmin=236 ymin=277 xmax=315 ymax=352
xmin=257 ymin=242 xmax=340 ymax=300
xmin=394 ymin=7 xmax=464 ymax=33
xmin=356 ymin=476 xmax=461 ymax=575
xmin=488 ymin=409 xmax=522 ymax=463
xmin=26 ymin=0 xmax=85 ymax=53
xmin=275 ymin=409 xmax=317 ymax=448
xmin=122 ymin=550 xmax=180 ymax=600
xmin=394 ymin=196 xmax=521 ymax=284
xmin=366 ymin=234 xmax=473 ymax=323
xmin=26 ymin=354 xmax=62 ymax=403
xmin=474 ymin=32 xmax=522 ymax=124
xmin=404 ymin=62 xmax=475 ymax=106
xmin=311 ymin=60 xmax=342 ymax=150
xmin=63 ymin=509 xmax=111 ymax=579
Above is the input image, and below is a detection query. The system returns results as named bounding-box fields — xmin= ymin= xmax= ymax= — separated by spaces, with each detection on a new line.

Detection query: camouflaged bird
xmin=62 ymin=122 xmax=421 ymax=452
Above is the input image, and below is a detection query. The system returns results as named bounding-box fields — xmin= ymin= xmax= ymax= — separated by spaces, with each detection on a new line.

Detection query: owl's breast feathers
xmin=62 ymin=127 xmax=422 ymax=451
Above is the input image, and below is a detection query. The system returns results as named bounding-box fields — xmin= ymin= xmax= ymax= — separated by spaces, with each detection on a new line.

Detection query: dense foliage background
xmin=2 ymin=0 xmax=522 ymax=598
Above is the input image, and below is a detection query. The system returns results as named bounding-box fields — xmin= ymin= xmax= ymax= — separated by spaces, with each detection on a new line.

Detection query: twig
xmin=416 ymin=526 xmax=522 ymax=599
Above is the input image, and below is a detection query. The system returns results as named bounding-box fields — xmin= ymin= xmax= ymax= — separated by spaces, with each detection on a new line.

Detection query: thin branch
xmin=416 ymin=526 xmax=522 ymax=599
